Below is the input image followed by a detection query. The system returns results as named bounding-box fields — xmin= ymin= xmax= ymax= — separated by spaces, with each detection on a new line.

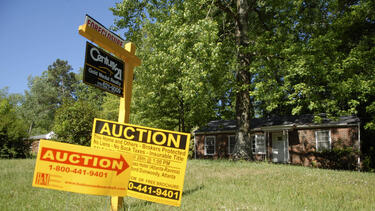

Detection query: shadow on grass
xmin=183 ymin=184 xmax=204 ymax=196
xmin=126 ymin=200 xmax=154 ymax=209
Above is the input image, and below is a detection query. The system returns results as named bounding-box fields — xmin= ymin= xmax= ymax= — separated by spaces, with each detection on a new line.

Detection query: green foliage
xmin=244 ymin=0 xmax=375 ymax=166
xmin=251 ymin=0 xmax=375 ymax=122
xmin=52 ymin=99 xmax=97 ymax=146
xmin=6 ymin=0 xmax=374 ymax=164
xmin=315 ymin=147 xmax=359 ymax=171
xmin=0 ymin=89 xmax=29 ymax=158
xmin=188 ymin=135 xmax=195 ymax=159
xmin=111 ymin=0 xmax=375 ymax=161
xmin=362 ymin=146 xmax=375 ymax=172
xmin=101 ymin=94 xmax=120 ymax=122
xmin=73 ymin=68 xmax=106 ymax=111
xmin=22 ymin=59 xmax=78 ymax=135
xmin=21 ymin=61 xmax=119 ymax=146
xmin=112 ymin=0 xmax=235 ymax=132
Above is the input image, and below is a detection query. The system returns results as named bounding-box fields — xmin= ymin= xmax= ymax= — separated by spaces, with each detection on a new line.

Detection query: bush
xmin=362 ymin=146 xmax=375 ymax=172
xmin=188 ymin=136 xmax=195 ymax=159
xmin=53 ymin=99 xmax=97 ymax=146
xmin=0 ymin=98 xmax=29 ymax=158
xmin=315 ymin=147 xmax=359 ymax=170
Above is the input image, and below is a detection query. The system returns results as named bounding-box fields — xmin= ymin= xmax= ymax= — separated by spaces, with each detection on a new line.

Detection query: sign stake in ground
xmin=79 ymin=15 xmax=141 ymax=210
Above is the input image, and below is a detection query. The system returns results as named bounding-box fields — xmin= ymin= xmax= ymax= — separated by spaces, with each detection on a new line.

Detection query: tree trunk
xmin=178 ymin=96 xmax=185 ymax=132
xmin=233 ymin=0 xmax=253 ymax=160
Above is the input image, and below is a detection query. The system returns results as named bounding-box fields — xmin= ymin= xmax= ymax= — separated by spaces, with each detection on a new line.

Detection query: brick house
xmin=193 ymin=114 xmax=360 ymax=167
xmin=28 ymin=131 xmax=55 ymax=154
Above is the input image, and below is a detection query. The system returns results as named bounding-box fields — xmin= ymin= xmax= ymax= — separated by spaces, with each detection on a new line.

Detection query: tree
xmin=73 ymin=68 xmax=120 ymax=123
xmin=0 ymin=88 xmax=29 ymax=158
xmin=230 ymin=0 xmax=374 ymax=166
xmin=111 ymin=0 xmax=235 ymax=132
xmin=52 ymin=68 xmax=109 ymax=146
xmin=22 ymin=59 xmax=78 ymax=135
xmin=110 ymin=0 xmax=288 ymax=159
xmin=101 ymin=94 xmax=120 ymax=122
xmin=110 ymin=0 xmax=375 ymax=162
xmin=214 ymin=0 xmax=375 ymax=160
xmin=53 ymin=99 xmax=97 ymax=146
xmin=74 ymin=68 xmax=106 ymax=112
xmin=224 ymin=0 xmax=253 ymax=159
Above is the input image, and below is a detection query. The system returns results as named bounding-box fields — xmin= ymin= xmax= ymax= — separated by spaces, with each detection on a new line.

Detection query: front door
xmin=272 ymin=132 xmax=288 ymax=163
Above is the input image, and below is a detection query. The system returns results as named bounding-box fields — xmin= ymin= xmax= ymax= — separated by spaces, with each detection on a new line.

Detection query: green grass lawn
xmin=1 ymin=159 xmax=375 ymax=210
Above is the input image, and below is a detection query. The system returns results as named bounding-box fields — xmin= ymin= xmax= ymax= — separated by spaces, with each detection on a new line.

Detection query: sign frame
xmin=79 ymin=14 xmax=142 ymax=210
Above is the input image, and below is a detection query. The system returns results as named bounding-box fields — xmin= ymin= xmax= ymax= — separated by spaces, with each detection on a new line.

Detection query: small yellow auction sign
xmin=32 ymin=139 xmax=133 ymax=196
xmin=91 ymin=118 xmax=191 ymax=207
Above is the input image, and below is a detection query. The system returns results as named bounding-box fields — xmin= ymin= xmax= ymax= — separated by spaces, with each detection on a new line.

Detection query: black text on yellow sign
xmin=91 ymin=118 xmax=190 ymax=207
xmin=94 ymin=120 xmax=187 ymax=150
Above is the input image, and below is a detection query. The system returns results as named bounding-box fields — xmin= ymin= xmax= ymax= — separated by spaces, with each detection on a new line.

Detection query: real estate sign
xmin=90 ymin=118 xmax=191 ymax=207
xmin=84 ymin=15 xmax=125 ymax=47
xmin=83 ymin=41 xmax=124 ymax=97
xmin=32 ymin=139 xmax=133 ymax=196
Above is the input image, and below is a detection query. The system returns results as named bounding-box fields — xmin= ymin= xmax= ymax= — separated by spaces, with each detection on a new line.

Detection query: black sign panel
xmin=83 ymin=42 xmax=124 ymax=97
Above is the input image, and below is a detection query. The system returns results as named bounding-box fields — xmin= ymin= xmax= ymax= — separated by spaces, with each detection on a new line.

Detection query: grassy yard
xmin=1 ymin=159 xmax=374 ymax=210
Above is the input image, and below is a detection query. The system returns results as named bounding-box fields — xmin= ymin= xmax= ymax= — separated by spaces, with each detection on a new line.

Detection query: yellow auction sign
xmin=91 ymin=118 xmax=191 ymax=207
xmin=32 ymin=139 xmax=134 ymax=196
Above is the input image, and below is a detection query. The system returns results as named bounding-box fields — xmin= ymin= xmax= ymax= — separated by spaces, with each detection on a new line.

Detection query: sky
xmin=0 ymin=0 xmax=125 ymax=95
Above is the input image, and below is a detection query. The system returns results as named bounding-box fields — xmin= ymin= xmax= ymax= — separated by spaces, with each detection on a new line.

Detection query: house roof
xmin=194 ymin=114 xmax=360 ymax=134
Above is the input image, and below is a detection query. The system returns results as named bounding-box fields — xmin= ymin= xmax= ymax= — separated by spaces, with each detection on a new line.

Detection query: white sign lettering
xmin=90 ymin=47 xmax=122 ymax=81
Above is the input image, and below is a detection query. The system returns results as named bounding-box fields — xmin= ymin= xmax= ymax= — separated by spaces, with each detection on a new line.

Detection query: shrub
xmin=53 ymin=99 xmax=97 ymax=146
xmin=0 ymin=98 xmax=29 ymax=158
xmin=315 ymin=147 xmax=359 ymax=170
xmin=362 ymin=146 xmax=375 ymax=172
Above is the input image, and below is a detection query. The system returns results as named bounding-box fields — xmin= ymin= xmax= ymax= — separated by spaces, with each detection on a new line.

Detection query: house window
xmin=252 ymin=134 xmax=266 ymax=154
xmin=228 ymin=135 xmax=236 ymax=154
xmin=315 ymin=130 xmax=331 ymax=151
xmin=204 ymin=136 xmax=216 ymax=155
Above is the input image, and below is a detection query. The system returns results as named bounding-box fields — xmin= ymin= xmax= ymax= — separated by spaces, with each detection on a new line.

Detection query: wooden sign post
xmin=78 ymin=15 xmax=141 ymax=211
xmin=111 ymin=42 xmax=136 ymax=210
xmin=80 ymin=14 xmax=190 ymax=209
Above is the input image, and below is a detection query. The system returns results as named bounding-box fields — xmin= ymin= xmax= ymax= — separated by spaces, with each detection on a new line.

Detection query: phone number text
xmin=48 ymin=164 xmax=108 ymax=178
xmin=128 ymin=181 xmax=180 ymax=201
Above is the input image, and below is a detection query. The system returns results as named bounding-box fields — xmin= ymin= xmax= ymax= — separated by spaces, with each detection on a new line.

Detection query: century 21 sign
xmin=83 ymin=41 xmax=124 ymax=97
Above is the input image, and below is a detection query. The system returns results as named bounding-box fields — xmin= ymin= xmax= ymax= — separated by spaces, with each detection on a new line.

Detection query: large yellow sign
xmin=32 ymin=139 xmax=134 ymax=196
xmin=91 ymin=118 xmax=190 ymax=207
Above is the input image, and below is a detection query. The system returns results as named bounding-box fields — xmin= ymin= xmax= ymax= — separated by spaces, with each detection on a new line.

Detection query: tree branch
xmin=214 ymin=0 xmax=237 ymax=21
xmin=254 ymin=7 xmax=271 ymax=31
